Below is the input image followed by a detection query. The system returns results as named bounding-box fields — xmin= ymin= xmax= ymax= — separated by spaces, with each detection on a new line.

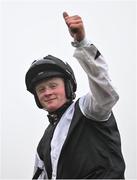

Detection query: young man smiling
xmin=35 ymin=78 xmax=68 ymax=112
xmin=25 ymin=12 xmax=125 ymax=179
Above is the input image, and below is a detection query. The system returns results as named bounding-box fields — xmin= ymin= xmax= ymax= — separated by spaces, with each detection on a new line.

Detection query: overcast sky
xmin=1 ymin=0 xmax=136 ymax=179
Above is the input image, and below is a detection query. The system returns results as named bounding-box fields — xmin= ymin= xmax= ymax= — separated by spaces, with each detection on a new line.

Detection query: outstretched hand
xmin=63 ymin=12 xmax=85 ymax=42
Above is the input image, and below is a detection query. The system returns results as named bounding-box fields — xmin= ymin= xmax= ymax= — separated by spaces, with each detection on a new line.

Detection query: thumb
xmin=63 ymin=11 xmax=69 ymax=19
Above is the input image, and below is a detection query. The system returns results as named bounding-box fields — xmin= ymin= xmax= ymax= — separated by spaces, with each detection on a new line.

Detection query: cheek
xmin=59 ymin=88 xmax=66 ymax=97
xmin=36 ymin=93 xmax=44 ymax=102
xmin=55 ymin=87 xmax=66 ymax=100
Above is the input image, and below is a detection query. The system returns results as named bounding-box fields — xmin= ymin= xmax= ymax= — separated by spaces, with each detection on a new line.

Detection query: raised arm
xmin=63 ymin=12 xmax=119 ymax=121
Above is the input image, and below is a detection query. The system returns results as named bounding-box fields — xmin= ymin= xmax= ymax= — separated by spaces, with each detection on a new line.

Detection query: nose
xmin=43 ymin=88 xmax=52 ymax=96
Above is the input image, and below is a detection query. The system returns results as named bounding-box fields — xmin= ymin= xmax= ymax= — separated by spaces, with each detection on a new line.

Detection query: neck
xmin=47 ymin=100 xmax=72 ymax=124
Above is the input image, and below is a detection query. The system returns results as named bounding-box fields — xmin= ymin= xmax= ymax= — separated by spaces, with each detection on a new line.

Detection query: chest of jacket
xmin=37 ymin=100 xmax=125 ymax=179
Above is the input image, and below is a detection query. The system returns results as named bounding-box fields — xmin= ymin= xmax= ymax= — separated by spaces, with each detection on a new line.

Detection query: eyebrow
xmin=36 ymin=81 xmax=59 ymax=89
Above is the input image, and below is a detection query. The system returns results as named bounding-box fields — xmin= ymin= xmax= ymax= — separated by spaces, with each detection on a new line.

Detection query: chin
xmin=43 ymin=101 xmax=66 ymax=112
xmin=46 ymin=106 xmax=58 ymax=112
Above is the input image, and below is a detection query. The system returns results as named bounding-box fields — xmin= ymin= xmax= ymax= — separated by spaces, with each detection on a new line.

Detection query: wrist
xmin=71 ymin=37 xmax=91 ymax=47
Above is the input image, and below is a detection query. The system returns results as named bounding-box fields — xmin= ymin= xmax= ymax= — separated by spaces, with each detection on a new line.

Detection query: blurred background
xmin=1 ymin=0 xmax=136 ymax=179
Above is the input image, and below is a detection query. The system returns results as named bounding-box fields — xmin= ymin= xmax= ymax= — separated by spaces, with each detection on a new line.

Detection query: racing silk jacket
xmin=32 ymin=39 xmax=125 ymax=179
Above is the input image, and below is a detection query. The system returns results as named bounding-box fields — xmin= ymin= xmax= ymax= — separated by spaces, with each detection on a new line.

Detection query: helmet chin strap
xmin=34 ymin=91 xmax=43 ymax=109
xmin=65 ymin=79 xmax=76 ymax=101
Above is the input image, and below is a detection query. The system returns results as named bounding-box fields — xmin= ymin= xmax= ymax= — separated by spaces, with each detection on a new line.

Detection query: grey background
xmin=1 ymin=0 xmax=136 ymax=179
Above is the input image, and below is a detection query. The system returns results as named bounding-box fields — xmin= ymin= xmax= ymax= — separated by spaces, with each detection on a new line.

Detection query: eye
xmin=49 ymin=83 xmax=58 ymax=89
xmin=36 ymin=86 xmax=45 ymax=93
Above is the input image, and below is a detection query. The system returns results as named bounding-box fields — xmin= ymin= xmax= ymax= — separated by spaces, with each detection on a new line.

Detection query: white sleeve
xmin=73 ymin=43 xmax=119 ymax=121
xmin=33 ymin=152 xmax=48 ymax=179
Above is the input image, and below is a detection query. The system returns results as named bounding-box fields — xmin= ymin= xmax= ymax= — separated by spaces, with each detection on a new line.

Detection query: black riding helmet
xmin=25 ymin=55 xmax=77 ymax=108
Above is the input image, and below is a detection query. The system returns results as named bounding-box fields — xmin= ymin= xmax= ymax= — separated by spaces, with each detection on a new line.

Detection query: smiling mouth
xmin=45 ymin=98 xmax=56 ymax=103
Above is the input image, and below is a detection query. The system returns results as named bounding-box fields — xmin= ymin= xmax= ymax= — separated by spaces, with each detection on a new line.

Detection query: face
xmin=35 ymin=77 xmax=68 ymax=112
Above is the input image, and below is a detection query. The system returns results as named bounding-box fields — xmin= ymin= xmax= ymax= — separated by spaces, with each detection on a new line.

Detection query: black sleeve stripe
xmin=32 ymin=167 xmax=43 ymax=179
xmin=95 ymin=50 xmax=101 ymax=60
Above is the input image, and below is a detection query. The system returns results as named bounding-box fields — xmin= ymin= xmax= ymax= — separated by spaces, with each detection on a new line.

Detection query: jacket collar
xmin=47 ymin=101 xmax=73 ymax=125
